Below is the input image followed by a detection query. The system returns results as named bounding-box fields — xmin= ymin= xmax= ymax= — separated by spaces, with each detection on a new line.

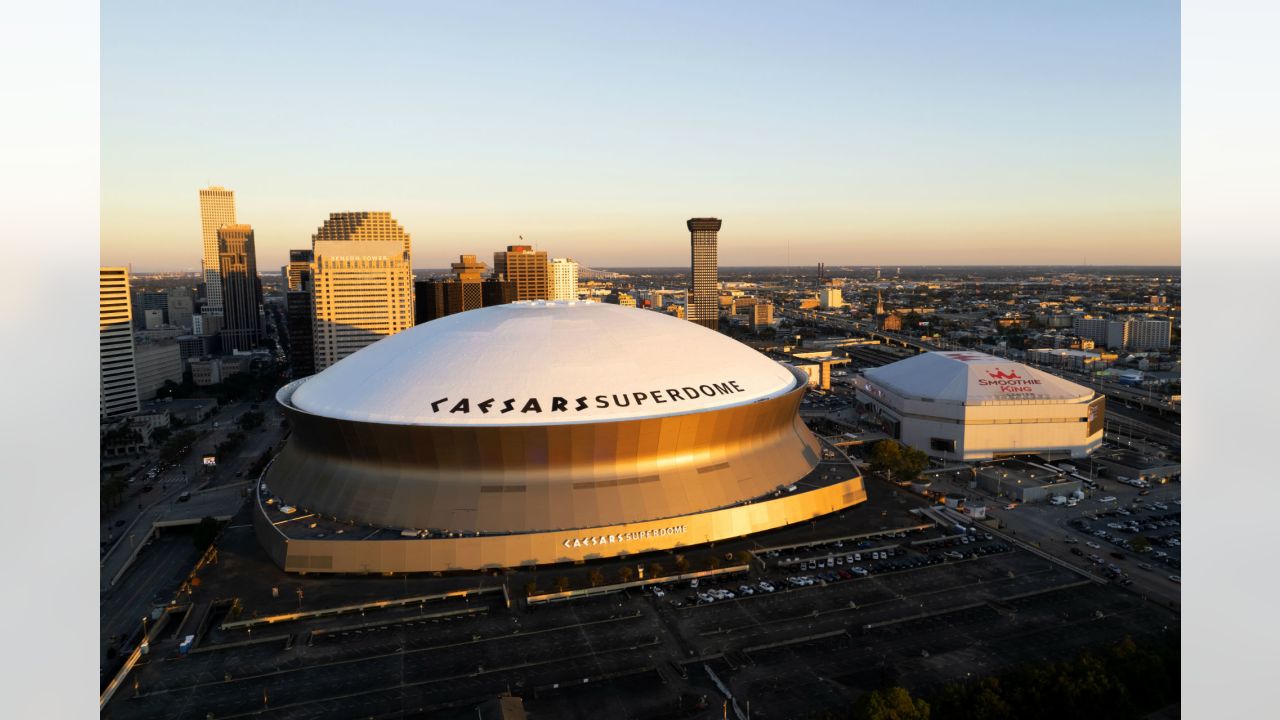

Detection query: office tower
xmin=481 ymin=278 xmax=516 ymax=308
xmin=875 ymin=289 xmax=885 ymax=316
xmin=199 ymin=186 xmax=237 ymax=311
xmin=142 ymin=308 xmax=165 ymax=329
xmin=750 ymin=302 xmax=775 ymax=330
xmin=550 ymin=257 xmax=579 ymax=301
xmin=310 ymin=212 xmax=414 ymax=370
xmin=686 ymin=218 xmax=721 ymax=330
xmin=493 ymin=245 xmax=549 ymax=301
xmin=133 ymin=340 xmax=183 ymax=400
xmin=286 ymin=249 xmax=314 ymax=291
xmin=414 ymin=255 xmax=515 ymax=325
xmin=167 ymin=290 xmax=194 ymax=329
xmin=286 ymin=290 xmax=315 ymax=379
xmin=819 ymin=286 xmax=844 ymax=309
xmin=217 ymin=223 xmax=262 ymax=352
xmin=100 ymin=267 xmax=140 ymax=418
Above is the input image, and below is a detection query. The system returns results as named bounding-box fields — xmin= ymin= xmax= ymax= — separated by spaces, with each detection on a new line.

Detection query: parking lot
xmin=105 ymin=507 xmax=1178 ymax=719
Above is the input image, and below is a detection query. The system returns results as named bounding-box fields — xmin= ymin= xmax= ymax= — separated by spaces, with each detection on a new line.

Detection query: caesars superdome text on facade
xmin=424 ymin=380 xmax=748 ymax=417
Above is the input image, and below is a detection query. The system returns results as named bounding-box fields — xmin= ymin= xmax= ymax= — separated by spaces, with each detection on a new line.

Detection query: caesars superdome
xmin=255 ymin=301 xmax=866 ymax=573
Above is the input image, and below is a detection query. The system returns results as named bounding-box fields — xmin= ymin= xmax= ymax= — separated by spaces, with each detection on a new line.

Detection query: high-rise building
xmin=481 ymin=278 xmax=516 ymax=308
xmin=217 ymin=223 xmax=262 ymax=352
xmin=285 ymin=288 xmax=315 ymax=378
xmin=167 ymin=290 xmax=194 ymax=330
xmin=414 ymin=255 xmax=515 ymax=324
xmin=100 ymin=267 xmax=140 ymax=419
xmin=750 ymin=302 xmax=775 ymax=330
xmin=286 ymin=249 xmax=314 ymax=291
xmin=819 ymin=286 xmax=844 ymax=309
xmin=142 ymin=308 xmax=165 ymax=329
xmin=133 ymin=340 xmax=184 ymax=400
xmin=1127 ymin=318 xmax=1173 ymax=351
xmin=687 ymin=218 xmax=721 ymax=330
xmin=310 ymin=212 xmax=414 ymax=370
xmin=550 ymin=257 xmax=579 ymax=301
xmin=493 ymin=245 xmax=549 ymax=301
xmin=199 ymin=186 xmax=236 ymax=311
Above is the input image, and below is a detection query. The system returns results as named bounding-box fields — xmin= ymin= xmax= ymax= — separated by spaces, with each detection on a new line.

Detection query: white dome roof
xmin=289 ymin=300 xmax=799 ymax=426
xmin=862 ymin=351 xmax=1094 ymax=405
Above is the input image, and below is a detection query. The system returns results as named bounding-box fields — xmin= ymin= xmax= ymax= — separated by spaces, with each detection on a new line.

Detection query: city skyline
xmin=102 ymin=2 xmax=1179 ymax=271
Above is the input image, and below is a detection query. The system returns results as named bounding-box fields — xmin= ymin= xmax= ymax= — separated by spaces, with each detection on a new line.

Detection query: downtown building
xmin=255 ymin=301 xmax=866 ymax=573
xmin=549 ymin=257 xmax=579 ymax=301
xmin=493 ymin=245 xmax=549 ymax=301
xmin=217 ymin=223 xmax=262 ymax=352
xmin=310 ymin=212 xmax=414 ymax=371
xmin=414 ymin=255 xmax=515 ymax=323
xmin=198 ymin=186 xmax=236 ymax=312
xmin=100 ymin=267 xmax=140 ymax=419
xmin=687 ymin=217 xmax=721 ymax=330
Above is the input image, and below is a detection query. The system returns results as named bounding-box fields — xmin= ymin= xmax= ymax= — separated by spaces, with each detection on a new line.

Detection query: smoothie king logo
xmin=978 ymin=368 xmax=1042 ymax=394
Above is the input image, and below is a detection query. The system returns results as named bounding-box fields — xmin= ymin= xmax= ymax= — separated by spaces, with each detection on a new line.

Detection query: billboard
xmin=202 ymin=455 xmax=217 ymax=467
xmin=1086 ymin=396 xmax=1106 ymax=436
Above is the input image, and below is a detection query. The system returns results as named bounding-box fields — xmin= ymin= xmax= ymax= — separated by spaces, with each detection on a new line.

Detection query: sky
xmin=101 ymin=1 xmax=1179 ymax=271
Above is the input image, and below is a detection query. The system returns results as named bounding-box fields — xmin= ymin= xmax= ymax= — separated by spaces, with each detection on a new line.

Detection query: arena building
xmin=853 ymin=351 xmax=1105 ymax=462
xmin=255 ymin=300 xmax=866 ymax=573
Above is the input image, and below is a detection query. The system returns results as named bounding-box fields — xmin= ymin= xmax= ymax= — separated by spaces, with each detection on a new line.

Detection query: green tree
xmin=852 ymin=686 xmax=931 ymax=720
xmin=869 ymin=440 xmax=903 ymax=480
xmin=706 ymin=555 xmax=722 ymax=571
xmin=673 ymin=554 xmax=689 ymax=573
xmin=617 ymin=566 xmax=635 ymax=584
xmin=1130 ymin=536 xmax=1151 ymax=553
xmin=647 ymin=562 xmax=664 ymax=580
xmin=895 ymin=445 xmax=929 ymax=483
xmin=587 ymin=569 xmax=605 ymax=587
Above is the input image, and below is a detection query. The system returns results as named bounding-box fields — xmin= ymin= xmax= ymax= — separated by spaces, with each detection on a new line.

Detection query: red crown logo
xmin=986 ymin=369 xmax=1021 ymax=380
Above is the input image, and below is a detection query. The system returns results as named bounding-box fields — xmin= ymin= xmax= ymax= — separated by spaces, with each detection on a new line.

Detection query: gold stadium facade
xmin=254 ymin=301 xmax=867 ymax=573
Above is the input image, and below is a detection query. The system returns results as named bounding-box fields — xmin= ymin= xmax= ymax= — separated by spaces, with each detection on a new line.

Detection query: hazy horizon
xmin=102 ymin=2 xmax=1179 ymax=272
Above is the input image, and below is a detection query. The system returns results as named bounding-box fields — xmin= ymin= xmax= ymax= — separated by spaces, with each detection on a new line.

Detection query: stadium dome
xmin=854 ymin=351 xmax=1105 ymax=462
xmin=862 ymin=351 xmax=1094 ymax=405
xmin=254 ymin=301 xmax=869 ymax=573
xmin=291 ymin=300 xmax=799 ymax=425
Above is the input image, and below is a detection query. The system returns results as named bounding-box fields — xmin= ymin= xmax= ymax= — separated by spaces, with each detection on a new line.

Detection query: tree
xmin=1130 ymin=536 xmax=1151 ymax=553
xmin=706 ymin=555 xmax=722 ymax=571
xmin=896 ymin=445 xmax=929 ymax=483
xmin=647 ymin=562 xmax=664 ymax=580
xmin=870 ymin=440 xmax=903 ymax=481
xmin=192 ymin=517 xmax=221 ymax=550
xmin=617 ymin=566 xmax=635 ymax=584
xmin=554 ymin=576 xmax=570 ymax=593
xmin=673 ymin=554 xmax=689 ymax=573
xmin=587 ymin=569 xmax=605 ymax=587
xmin=852 ymin=687 xmax=931 ymax=720
xmin=523 ymin=580 xmax=538 ymax=597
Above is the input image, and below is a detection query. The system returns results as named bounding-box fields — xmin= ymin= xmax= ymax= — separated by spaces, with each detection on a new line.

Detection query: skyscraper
xmin=550 ymin=257 xmax=579 ymax=301
xmin=687 ymin=217 xmax=722 ymax=331
xmin=286 ymin=249 xmax=314 ymax=291
xmin=217 ymin=224 xmax=262 ymax=352
xmin=310 ymin=212 xmax=414 ymax=370
xmin=100 ymin=267 xmax=140 ymax=419
xmin=414 ymin=255 xmax=514 ymax=324
xmin=493 ymin=245 xmax=549 ymax=301
xmin=199 ymin=186 xmax=236 ymax=311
